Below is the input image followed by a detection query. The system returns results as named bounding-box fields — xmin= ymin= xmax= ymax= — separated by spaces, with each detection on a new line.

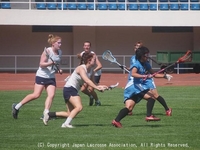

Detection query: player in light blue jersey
xmin=12 ymin=34 xmax=63 ymax=125
xmin=112 ymin=46 xmax=168 ymax=128
xmin=128 ymin=41 xmax=172 ymax=116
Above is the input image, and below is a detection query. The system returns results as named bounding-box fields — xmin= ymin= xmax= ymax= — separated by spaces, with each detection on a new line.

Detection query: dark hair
xmin=135 ymin=46 xmax=149 ymax=60
xmin=84 ymin=41 xmax=91 ymax=46
xmin=80 ymin=52 xmax=94 ymax=65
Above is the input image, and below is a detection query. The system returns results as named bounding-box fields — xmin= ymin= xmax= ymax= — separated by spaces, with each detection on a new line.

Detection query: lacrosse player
xmin=48 ymin=52 xmax=108 ymax=128
xmin=78 ymin=41 xmax=102 ymax=106
xmin=12 ymin=34 xmax=62 ymax=126
xmin=112 ymin=46 xmax=169 ymax=128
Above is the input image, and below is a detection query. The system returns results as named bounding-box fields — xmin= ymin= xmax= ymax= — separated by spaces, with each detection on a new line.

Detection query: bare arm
xmin=39 ymin=51 xmax=54 ymax=68
xmin=77 ymin=66 xmax=107 ymax=91
xmin=93 ymin=54 xmax=102 ymax=72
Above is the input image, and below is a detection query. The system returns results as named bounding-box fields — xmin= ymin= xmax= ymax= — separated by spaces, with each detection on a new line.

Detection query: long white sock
xmin=64 ymin=117 xmax=72 ymax=125
xmin=43 ymin=109 xmax=49 ymax=114
xmin=15 ymin=103 xmax=22 ymax=110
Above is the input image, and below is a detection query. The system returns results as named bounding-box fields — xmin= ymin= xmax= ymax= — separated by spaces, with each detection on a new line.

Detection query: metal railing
xmin=0 ymin=54 xmax=195 ymax=74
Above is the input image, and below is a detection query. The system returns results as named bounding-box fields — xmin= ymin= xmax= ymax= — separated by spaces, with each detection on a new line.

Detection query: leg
xmin=151 ymin=89 xmax=172 ymax=116
xmin=112 ymin=99 xmax=136 ymax=128
xmin=62 ymin=96 xmax=83 ymax=128
xmin=12 ymin=84 xmax=44 ymax=119
xmin=81 ymin=83 xmax=94 ymax=106
xmin=143 ymin=93 xmax=160 ymax=121
xmin=43 ymin=85 xmax=56 ymax=125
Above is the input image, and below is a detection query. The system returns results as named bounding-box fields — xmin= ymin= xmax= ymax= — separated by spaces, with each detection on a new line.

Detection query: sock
xmin=64 ymin=117 xmax=72 ymax=125
xmin=15 ymin=103 xmax=22 ymax=110
xmin=146 ymin=98 xmax=155 ymax=117
xmin=115 ymin=108 xmax=129 ymax=122
xmin=48 ymin=112 xmax=56 ymax=118
xmin=43 ymin=109 xmax=49 ymax=114
xmin=156 ymin=96 xmax=169 ymax=111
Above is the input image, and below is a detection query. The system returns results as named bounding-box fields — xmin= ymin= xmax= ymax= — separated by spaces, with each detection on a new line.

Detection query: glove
xmin=164 ymin=73 xmax=173 ymax=81
xmin=119 ymin=65 xmax=126 ymax=70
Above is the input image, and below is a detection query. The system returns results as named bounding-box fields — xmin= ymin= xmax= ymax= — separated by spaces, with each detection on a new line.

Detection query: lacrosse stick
xmin=102 ymin=50 xmax=130 ymax=73
xmin=107 ymin=82 xmax=119 ymax=90
xmin=44 ymin=47 xmax=62 ymax=75
xmin=151 ymin=50 xmax=192 ymax=77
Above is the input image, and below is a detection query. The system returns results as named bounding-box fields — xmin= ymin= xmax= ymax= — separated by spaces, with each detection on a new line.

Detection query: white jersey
xmin=64 ymin=64 xmax=92 ymax=91
xmin=36 ymin=47 xmax=62 ymax=78
xmin=80 ymin=51 xmax=102 ymax=76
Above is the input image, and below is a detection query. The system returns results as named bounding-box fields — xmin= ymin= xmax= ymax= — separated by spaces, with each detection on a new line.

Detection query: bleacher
xmin=0 ymin=0 xmax=200 ymax=10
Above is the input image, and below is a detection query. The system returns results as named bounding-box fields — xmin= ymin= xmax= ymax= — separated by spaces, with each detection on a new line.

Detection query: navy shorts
xmin=94 ymin=75 xmax=101 ymax=84
xmin=35 ymin=76 xmax=56 ymax=87
xmin=63 ymin=86 xmax=79 ymax=103
xmin=129 ymin=89 xmax=149 ymax=104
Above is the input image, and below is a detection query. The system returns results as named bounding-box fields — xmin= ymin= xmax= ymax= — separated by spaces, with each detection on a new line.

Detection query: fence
xmin=0 ymin=54 xmax=195 ymax=74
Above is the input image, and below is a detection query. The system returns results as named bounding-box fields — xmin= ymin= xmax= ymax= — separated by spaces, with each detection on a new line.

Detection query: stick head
xmin=108 ymin=82 xmax=119 ymax=90
xmin=102 ymin=50 xmax=117 ymax=63
xmin=177 ymin=50 xmax=192 ymax=63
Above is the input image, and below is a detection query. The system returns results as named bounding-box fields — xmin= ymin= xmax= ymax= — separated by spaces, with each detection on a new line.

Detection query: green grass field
xmin=1 ymin=86 xmax=200 ymax=150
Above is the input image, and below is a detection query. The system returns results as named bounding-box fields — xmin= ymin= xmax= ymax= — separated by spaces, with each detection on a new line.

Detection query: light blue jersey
xmin=124 ymin=55 xmax=155 ymax=103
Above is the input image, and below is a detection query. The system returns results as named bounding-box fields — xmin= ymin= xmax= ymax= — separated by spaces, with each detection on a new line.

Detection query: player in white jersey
xmin=78 ymin=41 xmax=102 ymax=106
xmin=47 ymin=52 xmax=108 ymax=128
xmin=12 ymin=34 xmax=62 ymax=125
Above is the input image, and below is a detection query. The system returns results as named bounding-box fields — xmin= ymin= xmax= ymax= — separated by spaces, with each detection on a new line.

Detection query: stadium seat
xmin=170 ymin=3 xmax=179 ymax=10
xmin=128 ymin=0 xmax=137 ymax=2
xmin=169 ymin=0 xmax=178 ymax=2
xmin=108 ymin=3 xmax=118 ymax=10
xmin=128 ymin=4 xmax=138 ymax=10
xmin=149 ymin=3 xmax=157 ymax=10
xmin=190 ymin=0 xmax=199 ymax=2
xmin=118 ymin=3 xmax=126 ymax=10
xmin=149 ymin=0 xmax=157 ymax=2
xmin=118 ymin=0 xmax=125 ymax=2
xmin=159 ymin=3 xmax=169 ymax=10
xmin=98 ymin=3 xmax=107 ymax=10
xmin=87 ymin=3 xmax=95 ymax=9
xmin=139 ymin=0 xmax=147 ymax=2
xmin=46 ymin=0 xmax=57 ymax=10
xmin=159 ymin=0 xmax=168 ymax=2
xmin=77 ymin=3 xmax=87 ymax=10
xmin=35 ymin=0 xmax=46 ymax=10
xmin=67 ymin=3 xmax=77 ymax=9
xmin=98 ymin=0 xmax=106 ymax=2
xmin=190 ymin=3 xmax=200 ymax=10
xmin=108 ymin=0 xmax=117 ymax=2
xmin=139 ymin=3 xmax=149 ymax=10
xmin=1 ymin=2 xmax=11 ymax=9
xmin=57 ymin=0 xmax=67 ymax=9
xmin=180 ymin=3 xmax=188 ymax=10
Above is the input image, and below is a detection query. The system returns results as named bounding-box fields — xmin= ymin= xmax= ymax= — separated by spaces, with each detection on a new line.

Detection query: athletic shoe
xmin=89 ymin=96 xmax=94 ymax=106
xmin=112 ymin=120 xmax=122 ymax=128
xmin=166 ymin=108 xmax=172 ymax=116
xmin=128 ymin=111 xmax=133 ymax=116
xmin=40 ymin=115 xmax=55 ymax=120
xmin=61 ymin=123 xmax=74 ymax=128
xmin=12 ymin=103 xmax=19 ymax=119
xmin=145 ymin=115 xmax=161 ymax=122
xmin=95 ymin=101 xmax=101 ymax=106
xmin=43 ymin=112 xmax=49 ymax=126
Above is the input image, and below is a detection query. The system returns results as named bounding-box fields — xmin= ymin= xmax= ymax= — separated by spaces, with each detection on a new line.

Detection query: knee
xmin=76 ymin=105 xmax=83 ymax=112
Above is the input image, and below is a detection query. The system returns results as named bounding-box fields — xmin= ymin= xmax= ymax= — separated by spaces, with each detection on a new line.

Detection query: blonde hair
xmin=47 ymin=34 xmax=61 ymax=46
